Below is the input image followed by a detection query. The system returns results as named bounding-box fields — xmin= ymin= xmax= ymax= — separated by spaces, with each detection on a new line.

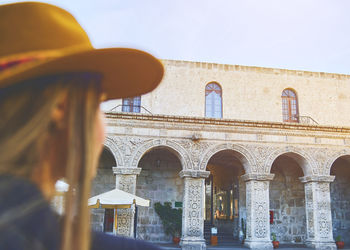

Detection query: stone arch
xmin=199 ymin=143 xmax=256 ymax=173
xmin=324 ymin=148 xmax=350 ymax=175
xmin=130 ymin=139 xmax=191 ymax=170
xmin=104 ymin=137 xmax=124 ymax=167
xmin=265 ymin=146 xmax=316 ymax=175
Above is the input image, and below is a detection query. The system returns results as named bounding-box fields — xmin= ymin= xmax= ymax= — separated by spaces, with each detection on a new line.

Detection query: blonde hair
xmin=0 ymin=72 xmax=103 ymax=250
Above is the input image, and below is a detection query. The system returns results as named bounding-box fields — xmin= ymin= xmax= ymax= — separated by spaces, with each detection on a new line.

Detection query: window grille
xmin=122 ymin=96 xmax=141 ymax=113
xmin=282 ymin=89 xmax=299 ymax=122
xmin=205 ymin=83 xmax=222 ymax=118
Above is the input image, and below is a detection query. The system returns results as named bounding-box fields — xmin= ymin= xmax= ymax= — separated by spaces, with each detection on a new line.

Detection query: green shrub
xmin=336 ymin=235 xmax=342 ymax=242
xmin=271 ymin=233 xmax=277 ymax=241
xmin=154 ymin=202 xmax=182 ymax=237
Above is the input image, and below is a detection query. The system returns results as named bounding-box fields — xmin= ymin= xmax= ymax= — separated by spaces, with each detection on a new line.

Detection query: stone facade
xmin=91 ymin=60 xmax=350 ymax=249
xmin=103 ymin=60 xmax=350 ymax=127
xmin=330 ymin=158 xmax=350 ymax=245
xmin=136 ymin=148 xmax=184 ymax=242
xmin=270 ymin=157 xmax=306 ymax=243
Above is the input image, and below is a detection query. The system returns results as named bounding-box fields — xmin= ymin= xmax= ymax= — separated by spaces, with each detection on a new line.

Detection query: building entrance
xmin=204 ymin=150 xmax=246 ymax=244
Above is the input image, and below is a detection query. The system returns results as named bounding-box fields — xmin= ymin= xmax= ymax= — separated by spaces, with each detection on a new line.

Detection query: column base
xmin=180 ymin=238 xmax=206 ymax=250
xmin=306 ymin=240 xmax=336 ymax=250
xmin=244 ymin=239 xmax=273 ymax=250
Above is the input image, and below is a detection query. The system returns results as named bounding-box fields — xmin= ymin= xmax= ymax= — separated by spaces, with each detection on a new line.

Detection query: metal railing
xmin=296 ymin=115 xmax=319 ymax=125
xmin=109 ymin=104 xmax=153 ymax=115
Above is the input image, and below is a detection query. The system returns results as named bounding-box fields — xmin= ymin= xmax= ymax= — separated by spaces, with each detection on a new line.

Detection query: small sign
xmin=175 ymin=201 xmax=183 ymax=208
xmin=211 ymin=227 xmax=217 ymax=235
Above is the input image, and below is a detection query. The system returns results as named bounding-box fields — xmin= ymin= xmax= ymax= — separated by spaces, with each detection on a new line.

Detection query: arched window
xmin=282 ymin=89 xmax=299 ymax=122
xmin=205 ymin=82 xmax=222 ymax=118
xmin=122 ymin=96 xmax=141 ymax=113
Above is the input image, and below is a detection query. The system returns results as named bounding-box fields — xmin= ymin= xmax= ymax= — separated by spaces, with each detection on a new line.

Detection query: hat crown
xmin=0 ymin=2 xmax=92 ymax=59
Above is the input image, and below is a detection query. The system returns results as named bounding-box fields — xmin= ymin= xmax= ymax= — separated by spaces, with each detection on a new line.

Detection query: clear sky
xmin=3 ymin=0 xmax=350 ymax=74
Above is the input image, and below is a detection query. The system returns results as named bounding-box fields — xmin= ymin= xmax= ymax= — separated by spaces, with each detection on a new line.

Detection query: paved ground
xmin=158 ymin=242 xmax=350 ymax=249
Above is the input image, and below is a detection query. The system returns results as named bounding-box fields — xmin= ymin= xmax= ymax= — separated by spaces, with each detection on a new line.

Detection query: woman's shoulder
xmin=91 ymin=232 xmax=162 ymax=250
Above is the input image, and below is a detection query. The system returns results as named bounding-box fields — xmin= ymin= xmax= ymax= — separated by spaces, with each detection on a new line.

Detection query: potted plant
xmin=271 ymin=233 xmax=279 ymax=248
xmin=154 ymin=202 xmax=182 ymax=244
xmin=335 ymin=236 xmax=344 ymax=249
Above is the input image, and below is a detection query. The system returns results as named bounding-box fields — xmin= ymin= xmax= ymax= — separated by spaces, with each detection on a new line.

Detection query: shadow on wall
xmin=330 ymin=156 xmax=350 ymax=245
xmin=270 ymin=155 xmax=306 ymax=244
xmin=136 ymin=147 xmax=184 ymax=243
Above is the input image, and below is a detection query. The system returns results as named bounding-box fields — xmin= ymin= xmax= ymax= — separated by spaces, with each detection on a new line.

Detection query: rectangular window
xmin=122 ymin=96 xmax=141 ymax=113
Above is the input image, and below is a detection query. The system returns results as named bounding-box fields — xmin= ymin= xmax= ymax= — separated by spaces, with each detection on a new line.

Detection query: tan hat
xmin=0 ymin=2 xmax=164 ymax=99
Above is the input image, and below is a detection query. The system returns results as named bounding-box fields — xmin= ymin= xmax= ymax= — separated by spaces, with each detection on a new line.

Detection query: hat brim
xmin=0 ymin=48 xmax=164 ymax=100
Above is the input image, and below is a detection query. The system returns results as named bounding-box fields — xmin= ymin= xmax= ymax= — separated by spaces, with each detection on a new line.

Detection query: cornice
xmin=161 ymin=59 xmax=350 ymax=80
xmin=105 ymin=112 xmax=350 ymax=135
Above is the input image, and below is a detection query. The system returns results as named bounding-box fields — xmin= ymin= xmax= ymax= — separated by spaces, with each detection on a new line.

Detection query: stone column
xmin=113 ymin=167 xmax=142 ymax=237
xmin=300 ymin=175 xmax=336 ymax=250
xmin=241 ymin=173 xmax=274 ymax=250
xmin=179 ymin=170 xmax=210 ymax=250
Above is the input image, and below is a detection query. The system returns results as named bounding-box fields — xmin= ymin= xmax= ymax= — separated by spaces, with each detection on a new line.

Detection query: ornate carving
xmin=306 ymin=148 xmax=338 ymax=175
xmin=244 ymin=145 xmax=276 ymax=173
xmin=307 ymin=211 xmax=315 ymax=238
xmin=178 ymin=141 xmax=211 ymax=170
xmin=265 ymin=146 xmax=317 ymax=175
xmin=199 ymin=143 xmax=256 ymax=173
xmin=187 ymin=182 xmax=202 ymax=237
xmin=304 ymin=181 xmax=334 ymax=242
xmin=318 ymin=213 xmax=331 ymax=239
xmin=104 ymin=136 xmax=124 ymax=167
xmin=129 ymin=139 xmax=191 ymax=170
xmin=304 ymin=183 xmax=315 ymax=239
xmin=245 ymin=180 xmax=270 ymax=241
xmin=116 ymin=208 xmax=133 ymax=236
xmin=254 ymin=201 xmax=267 ymax=238
xmin=323 ymin=148 xmax=350 ymax=175
xmin=116 ymin=175 xmax=136 ymax=194
xmin=108 ymin=136 xmax=153 ymax=168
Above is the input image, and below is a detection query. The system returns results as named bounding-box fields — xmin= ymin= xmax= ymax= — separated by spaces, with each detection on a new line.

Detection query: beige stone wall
xmin=270 ymin=156 xmax=306 ymax=243
xmin=136 ymin=148 xmax=184 ymax=243
xmin=102 ymin=60 xmax=350 ymax=127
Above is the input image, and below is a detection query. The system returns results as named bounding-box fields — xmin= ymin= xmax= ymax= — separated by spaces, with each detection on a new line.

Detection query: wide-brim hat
xmin=0 ymin=2 xmax=164 ymax=99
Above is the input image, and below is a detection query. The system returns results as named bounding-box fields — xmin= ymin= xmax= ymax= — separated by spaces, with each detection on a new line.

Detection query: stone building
xmin=91 ymin=60 xmax=350 ymax=250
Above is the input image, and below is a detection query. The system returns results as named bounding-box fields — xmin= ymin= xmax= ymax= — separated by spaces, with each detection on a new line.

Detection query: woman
xmin=0 ymin=2 xmax=163 ymax=250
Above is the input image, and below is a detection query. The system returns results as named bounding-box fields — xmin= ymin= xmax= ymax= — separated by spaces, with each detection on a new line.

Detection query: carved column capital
xmin=299 ymin=175 xmax=335 ymax=183
xmin=179 ymin=170 xmax=210 ymax=179
xmin=113 ymin=167 xmax=142 ymax=175
xmin=241 ymin=173 xmax=275 ymax=182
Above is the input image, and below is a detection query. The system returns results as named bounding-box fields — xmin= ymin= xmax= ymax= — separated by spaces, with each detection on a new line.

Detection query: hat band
xmin=0 ymin=56 xmax=42 ymax=72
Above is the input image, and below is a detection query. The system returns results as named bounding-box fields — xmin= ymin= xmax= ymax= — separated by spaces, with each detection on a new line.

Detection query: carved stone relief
xmin=254 ymin=201 xmax=267 ymax=238
xmin=323 ymin=148 xmax=350 ymax=175
xmin=116 ymin=208 xmax=134 ymax=237
xmin=199 ymin=143 xmax=256 ymax=173
xmin=104 ymin=136 xmax=124 ymax=167
xmin=244 ymin=178 xmax=271 ymax=244
xmin=302 ymin=180 xmax=335 ymax=246
xmin=178 ymin=140 xmax=211 ymax=170
xmin=244 ymin=145 xmax=276 ymax=173
xmin=264 ymin=146 xmax=316 ymax=175
xmin=129 ymin=139 xmax=191 ymax=170
xmin=115 ymin=175 xmax=137 ymax=194
xmin=180 ymin=172 xmax=208 ymax=249
xmin=318 ymin=213 xmax=331 ymax=239
xmin=187 ymin=182 xmax=202 ymax=236
xmin=107 ymin=136 xmax=153 ymax=168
